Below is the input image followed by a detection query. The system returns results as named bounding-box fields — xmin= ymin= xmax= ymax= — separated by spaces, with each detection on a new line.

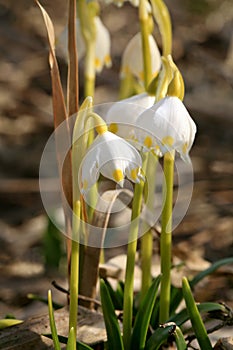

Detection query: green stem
xmin=140 ymin=153 xmax=158 ymax=301
xmin=141 ymin=230 xmax=153 ymax=299
xmin=139 ymin=0 xmax=152 ymax=88
xmin=182 ymin=277 xmax=212 ymax=350
xmin=84 ymin=40 xmax=96 ymax=98
xmin=77 ymin=0 xmax=96 ymax=98
xmin=69 ymin=201 xmax=81 ymax=342
xmin=123 ymin=157 xmax=148 ymax=350
xmin=159 ymin=151 xmax=174 ymax=323
xmin=119 ymin=72 xmax=135 ymax=100
xmin=150 ymin=0 xmax=172 ymax=56
xmin=48 ymin=290 xmax=61 ymax=350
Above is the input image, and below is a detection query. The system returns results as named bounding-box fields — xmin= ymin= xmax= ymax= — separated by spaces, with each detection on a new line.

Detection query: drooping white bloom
xmin=105 ymin=93 xmax=155 ymax=139
xmin=135 ymin=96 xmax=197 ymax=162
xmin=58 ymin=17 xmax=111 ymax=73
xmin=94 ymin=17 xmax=112 ymax=72
xmin=120 ymin=32 xmax=161 ymax=83
xmin=79 ymin=131 xmax=143 ymax=194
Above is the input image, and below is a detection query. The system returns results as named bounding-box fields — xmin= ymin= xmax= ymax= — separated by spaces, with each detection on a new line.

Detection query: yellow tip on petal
xmin=95 ymin=57 xmax=101 ymax=69
xmin=105 ymin=54 xmax=112 ymax=67
xmin=120 ymin=65 xmax=130 ymax=78
xmin=144 ymin=136 xmax=153 ymax=148
xmin=108 ymin=123 xmax=118 ymax=134
xmin=82 ymin=179 xmax=88 ymax=190
xmin=162 ymin=136 xmax=174 ymax=146
xmin=95 ymin=124 xmax=108 ymax=135
xmin=112 ymin=169 xmax=124 ymax=183
xmin=130 ymin=168 xmax=139 ymax=181
xmin=182 ymin=142 xmax=188 ymax=154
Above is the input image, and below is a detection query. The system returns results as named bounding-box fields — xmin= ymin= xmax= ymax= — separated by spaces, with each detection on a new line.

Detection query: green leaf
xmin=169 ymin=302 xmax=228 ymax=327
xmin=146 ymin=323 xmax=187 ymax=350
xmin=190 ymin=257 xmax=233 ymax=288
xmin=145 ymin=323 xmax=176 ymax=350
xmin=169 ymin=285 xmax=183 ymax=315
xmin=173 ymin=326 xmax=187 ymax=350
xmin=67 ymin=327 xmax=76 ymax=350
xmin=44 ymin=334 xmax=93 ymax=349
xmin=0 ymin=319 xmax=23 ymax=330
xmin=100 ymin=279 xmax=124 ymax=350
xmin=76 ymin=340 xmax=93 ymax=350
xmin=131 ymin=275 xmax=161 ymax=350
xmin=48 ymin=290 xmax=61 ymax=350
xmin=103 ymin=279 xmax=124 ymax=311
xmin=150 ymin=296 xmax=160 ymax=329
xmin=27 ymin=293 xmax=63 ymax=310
xmin=170 ymin=256 xmax=233 ymax=315
xmin=182 ymin=277 xmax=212 ymax=350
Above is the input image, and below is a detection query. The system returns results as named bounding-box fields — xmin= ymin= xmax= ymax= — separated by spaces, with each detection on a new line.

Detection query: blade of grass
xmin=169 ymin=302 xmax=229 ymax=327
xmin=67 ymin=327 xmax=76 ymax=350
xmin=170 ymin=257 xmax=233 ymax=314
xmin=48 ymin=290 xmax=61 ymax=350
xmin=173 ymin=326 xmax=187 ymax=350
xmin=27 ymin=293 xmax=63 ymax=310
xmin=190 ymin=257 xmax=233 ymax=288
xmin=102 ymin=279 xmax=124 ymax=311
xmin=44 ymin=334 xmax=93 ymax=349
xmin=131 ymin=275 xmax=161 ymax=350
xmin=145 ymin=323 xmax=176 ymax=350
xmin=182 ymin=277 xmax=212 ymax=350
xmin=0 ymin=319 xmax=23 ymax=330
xmin=100 ymin=279 xmax=124 ymax=350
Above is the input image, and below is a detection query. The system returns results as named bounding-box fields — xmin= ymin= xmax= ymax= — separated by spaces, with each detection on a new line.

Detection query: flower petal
xmin=120 ymin=32 xmax=161 ymax=83
xmin=94 ymin=17 xmax=112 ymax=73
xmin=135 ymin=96 xmax=197 ymax=160
xmin=79 ymin=131 xmax=143 ymax=193
xmin=58 ymin=17 xmax=111 ymax=73
xmin=106 ymin=93 xmax=155 ymax=139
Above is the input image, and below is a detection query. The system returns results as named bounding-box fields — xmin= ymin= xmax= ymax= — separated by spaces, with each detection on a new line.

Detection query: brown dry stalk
xmin=36 ymin=1 xmax=74 ymax=271
xmin=67 ymin=0 xmax=79 ymax=117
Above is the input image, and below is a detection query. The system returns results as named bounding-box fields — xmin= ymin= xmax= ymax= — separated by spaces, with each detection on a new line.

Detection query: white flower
xmin=120 ymin=32 xmax=161 ymax=83
xmin=58 ymin=17 xmax=111 ymax=73
xmin=94 ymin=17 xmax=112 ymax=72
xmin=135 ymin=96 xmax=197 ymax=162
xmin=105 ymin=93 xmax=155 ymax=139
xmin=79 ymin=131 xmax=143 ymax=194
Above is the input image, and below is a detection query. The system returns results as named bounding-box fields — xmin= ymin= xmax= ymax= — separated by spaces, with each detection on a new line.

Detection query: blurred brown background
xmin=0 ymin=0 xmax=232 ymax=330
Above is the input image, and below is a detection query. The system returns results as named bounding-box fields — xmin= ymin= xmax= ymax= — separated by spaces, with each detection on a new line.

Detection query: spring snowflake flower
xmin=135 ymin=96 xmax=197 ymax=161
xmin=105 ymin=92 xmax=155 ymax=139
xmin=79 ymin=131 xmax=143 ymax=194
xmin=94 ymin=17 xmax=112 ymax=72
xmin=120 ymin=32 xmax=161 ymax=83
xmin=58 ymin=17 xmax=111 ymax=73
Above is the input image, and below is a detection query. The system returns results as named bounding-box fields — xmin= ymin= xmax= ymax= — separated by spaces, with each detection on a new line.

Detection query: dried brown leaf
xmin=67 ymin=0 xmax=79 ymax=116
xmin=36 ymin=1 xmax=73 ymax=233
